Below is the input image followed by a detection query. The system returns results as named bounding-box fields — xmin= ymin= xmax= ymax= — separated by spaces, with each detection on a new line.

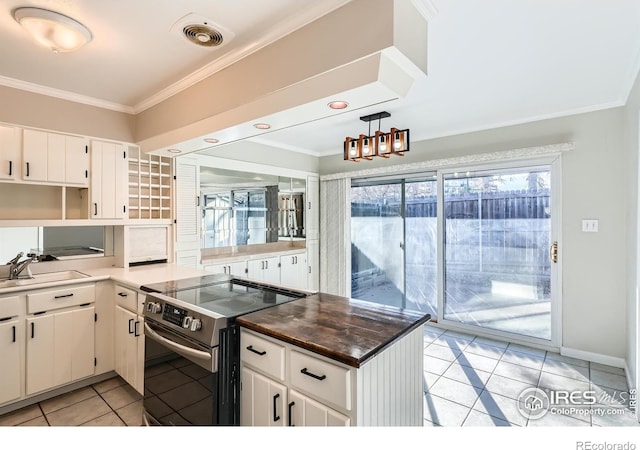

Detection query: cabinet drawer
xmin=27 ymin=284 xmax=95 ymax=314
xmin=290 ymin=350 xmax=352 ymax=411
xmin=241 ymin=331 xmax=285 ymax=381
xmin=114 ymin=285 xmax=138 ymax=312
xmin=0 ymin=296 xmax=20 ymax=319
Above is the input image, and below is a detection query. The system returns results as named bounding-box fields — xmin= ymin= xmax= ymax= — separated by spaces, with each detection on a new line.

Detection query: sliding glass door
xmin=442 ymin=166 xmax=553 ymax=340
xmin=350 ymin=177 xmax=438 ymax=315
xmin=349 ymin=160 xmax=559 ymax=344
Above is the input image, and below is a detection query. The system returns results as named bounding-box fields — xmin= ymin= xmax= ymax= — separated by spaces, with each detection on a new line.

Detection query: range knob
xmin=182 ymin=316 xmax=193 ymax=329
xmin=146 ymin=302 xmax=162 ymax=314
xmin=190 ymin=318 xmax=202 ymax=332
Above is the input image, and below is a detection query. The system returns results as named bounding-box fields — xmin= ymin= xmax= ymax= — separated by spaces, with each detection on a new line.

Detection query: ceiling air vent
xmin=182 ymin=24 xmax=223 ymax=47
xmin=170 ymin=13 xmax=234 ymax=49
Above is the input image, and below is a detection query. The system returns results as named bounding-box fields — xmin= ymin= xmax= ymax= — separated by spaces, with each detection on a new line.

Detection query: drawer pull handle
xmin=128 ymin=318 xmax=134 ymax=334
xmin=300 ymin=368 xmax=326 ymax=381
xmin=273 ymin=393 xmax=280 ymax=422
xmin=288 ymin=402 xmax=295 ymax=427
xmin=54 ymin=293 xmax=74 ymax=299
xmin=118 ymin=292 xmax=128 ymax=297
xmin=246 ymin=345 xmax=266 ymax=356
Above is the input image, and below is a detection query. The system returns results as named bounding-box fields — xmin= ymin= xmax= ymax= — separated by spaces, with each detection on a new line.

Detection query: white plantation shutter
xmin=175 ymin=157 xmax=199 ymax=244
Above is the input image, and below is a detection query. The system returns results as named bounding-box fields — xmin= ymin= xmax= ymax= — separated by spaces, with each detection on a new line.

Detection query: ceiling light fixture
xmin=204 ymin=138 xmax=219 ymax=144
xmin=344 ymin=111 xmax=409 ymax=162
xmin=13 ymin=7 xmax=92 ymax=53
xmin=328 ymin=101 xmax=349 ymax=110
xmin=254 ymin=123 xmax=271 ymax=130
xmin=167 ymin=149 xmax=182 ymax=154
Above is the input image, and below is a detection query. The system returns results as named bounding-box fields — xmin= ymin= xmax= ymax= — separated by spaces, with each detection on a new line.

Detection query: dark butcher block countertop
xmin=235 ymin=292 xmax=431 ymax=368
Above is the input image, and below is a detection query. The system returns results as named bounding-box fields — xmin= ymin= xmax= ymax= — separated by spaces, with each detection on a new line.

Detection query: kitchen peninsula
xmin=237 ymin=292 xmax=430 ymax=426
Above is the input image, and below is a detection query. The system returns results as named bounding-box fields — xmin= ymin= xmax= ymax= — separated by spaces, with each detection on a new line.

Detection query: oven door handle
xmin=144 ymin=322 xmax=212 ymax=361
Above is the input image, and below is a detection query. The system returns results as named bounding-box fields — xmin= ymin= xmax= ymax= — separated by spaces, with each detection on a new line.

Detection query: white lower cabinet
xmin=25 ymin=305 xmax=95 ymax=396
xmin=241 ymin=367 xmax=287 ymax=426
xmin=279 ymin=252 xmax=307 ymax=290
xmin=247 ymin=256 xmax=280 ymax=284
xmin=0 ymin=319 xmax=22 ymax=405
xmin=204 ymin=261 xmax=247 ymax=277
xmin=240 ymin=329 xmax=351 ymax=427
xmin=289 ymin=390 xmax=350 ymax=427
xmin=113 ymin=285 xmax=144 ymax=394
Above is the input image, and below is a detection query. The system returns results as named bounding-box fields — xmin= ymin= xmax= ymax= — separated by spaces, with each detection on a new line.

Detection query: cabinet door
xmin=306 ymin=239 xmax=319 ymax=291
xmin=25 ymin=315 xmax=55 ymax=395
xmin=65 ymin=135 xmax=89 ymax=186
xmin=203 ymin=263 xmax=227 ymax=275
xmin=114 ymin=305 xmax=135 ymax=387
xmin=22 ymin=129 xmax=48 ymax=182
xmin=289 ymin=390 xmax=350 ymax=427
xmin=306 ymin=175 xmax=319 ymax=240
xmin=47 ymin=133 xmax=66 ymax=183
xmin=247 ymin=257 xmax=280 ymax=284
xmin=71 ymin=306 xmax=95 ymax=381
xmin=91 ymin=141 xmax=127 ymax=219
xmin=0 ymin=125 xmax=21 ymax=181
xmin=279 ymin=253 xmax=307 ymax=290
xmin=114 ymin=305 xmax=143 ymax=394
xmin=241 ymin=367 xmax=287 ymax=426
xmin=0 ymin=320 xmax=22 ymax=405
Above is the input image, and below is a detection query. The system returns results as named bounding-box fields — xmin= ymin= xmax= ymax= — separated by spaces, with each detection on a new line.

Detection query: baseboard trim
xmin=561 ymin=346 xmax=626 ymax=369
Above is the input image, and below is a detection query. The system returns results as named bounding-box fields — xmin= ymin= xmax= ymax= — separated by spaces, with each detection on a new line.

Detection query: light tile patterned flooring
xmin=423 ymin=324 xmax=639 ymax=426
xmin=0 ymin=376 xmax=142 ymax=426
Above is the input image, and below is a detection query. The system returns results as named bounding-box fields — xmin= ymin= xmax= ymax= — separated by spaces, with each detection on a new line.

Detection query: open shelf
xmin=127 ymin=146 xmax=172 ymax=220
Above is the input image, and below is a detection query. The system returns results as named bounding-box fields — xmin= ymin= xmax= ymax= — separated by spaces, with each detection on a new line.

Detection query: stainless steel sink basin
xmin=0 ymin=270 xmax=90 ymax=289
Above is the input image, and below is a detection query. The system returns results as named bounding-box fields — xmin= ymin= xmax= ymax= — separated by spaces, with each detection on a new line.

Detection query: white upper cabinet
xmin=90 ymin=140 xmax=127 ymax=219
xmin=22 ymin=128 xmax=88 ymax=185
xmin=22 ymin=129 xmax=48 ymax=182
xmin=65 ymin=135 xmax=90 ymax=186
xmin=0 ymin=125 xmax=21 ymax=181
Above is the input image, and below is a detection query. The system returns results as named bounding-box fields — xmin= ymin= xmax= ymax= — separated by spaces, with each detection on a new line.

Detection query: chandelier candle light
xmin=344 ymin=111 xmax=409 ymax=162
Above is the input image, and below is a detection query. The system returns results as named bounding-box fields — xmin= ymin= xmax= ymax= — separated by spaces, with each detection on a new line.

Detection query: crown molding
xmin=0 ymin=75 xmax=135 ymax=114
xmin=0 ymin=1 xmax=352 ymax=116
xmin=131 ymin=0 xmax=353 ymax=114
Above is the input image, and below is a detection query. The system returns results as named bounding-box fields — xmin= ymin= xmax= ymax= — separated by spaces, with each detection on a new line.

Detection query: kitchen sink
xmin=0 ymin=270 xmax=90 ymax=289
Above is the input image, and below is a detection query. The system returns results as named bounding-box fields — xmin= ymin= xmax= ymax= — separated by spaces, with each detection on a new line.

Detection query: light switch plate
xmin=582 ymin=219 xmax=599 ymax=232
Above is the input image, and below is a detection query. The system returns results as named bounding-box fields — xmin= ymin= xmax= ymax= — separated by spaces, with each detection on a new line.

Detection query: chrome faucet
xmin=6 ymin=252 xmax=37 ymax=280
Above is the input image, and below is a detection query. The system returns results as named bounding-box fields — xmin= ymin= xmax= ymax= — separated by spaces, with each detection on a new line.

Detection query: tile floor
xmin=1 ymin=323 xmax=638 ymax=427
xmin=422 ymin=324 xmax=639 ymax=427
xmin=0 ymin=376 xmax=142 ymax=426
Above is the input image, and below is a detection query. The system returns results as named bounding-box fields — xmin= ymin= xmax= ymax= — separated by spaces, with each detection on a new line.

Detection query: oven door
xmin=143 ymin=319 xmax=218 ymax=425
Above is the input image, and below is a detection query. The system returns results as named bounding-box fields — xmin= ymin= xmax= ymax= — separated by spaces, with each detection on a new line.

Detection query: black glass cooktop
xmin=142 ymin=276 xmax=307 ymax=318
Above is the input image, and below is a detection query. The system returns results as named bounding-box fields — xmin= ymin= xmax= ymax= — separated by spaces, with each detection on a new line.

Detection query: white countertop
xmin=0 ymin=263 xmax=210 ymax=295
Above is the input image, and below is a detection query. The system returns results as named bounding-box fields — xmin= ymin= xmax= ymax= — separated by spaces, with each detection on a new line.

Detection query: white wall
xmin=321 ymin=107 xmax=629 ymax=361
xmin=623 ymin=69 xmax=640 ymax=390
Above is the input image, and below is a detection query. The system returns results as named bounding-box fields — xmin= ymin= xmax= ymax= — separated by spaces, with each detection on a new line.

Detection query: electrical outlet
xmin=582 ymin=219 xmax=599 ymax=232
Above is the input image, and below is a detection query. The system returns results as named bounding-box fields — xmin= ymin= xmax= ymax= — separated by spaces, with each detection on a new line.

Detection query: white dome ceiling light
xmin=13 ymin=7 xmax=92 ymax=53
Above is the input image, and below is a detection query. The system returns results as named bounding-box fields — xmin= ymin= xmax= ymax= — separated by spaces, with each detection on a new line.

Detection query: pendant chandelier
xmin=343 ymin=111 xmax=409 ymax=162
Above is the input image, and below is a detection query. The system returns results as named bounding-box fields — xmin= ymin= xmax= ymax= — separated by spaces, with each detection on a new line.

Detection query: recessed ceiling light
xmin=167 ymin=149 xmax=182 ymax=154
xmin=328 ymin=101 xmax=349 ymax=110
xmin=254 ymin=123 xmax=271 ymax=130
xmin=204 ymin=138 xmax=219 ymax=143
xmin=13 ymin=7 xmax=92 ymax=53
